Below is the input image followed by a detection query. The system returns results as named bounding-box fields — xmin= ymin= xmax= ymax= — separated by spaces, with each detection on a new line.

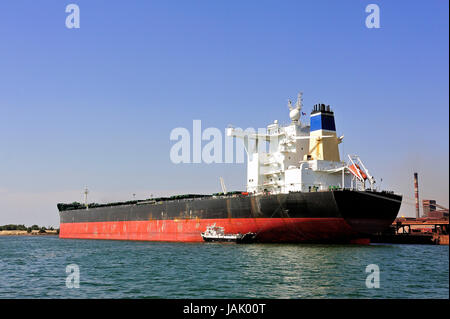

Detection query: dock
xmin=370 ymin=217 xmax=449 ymax=245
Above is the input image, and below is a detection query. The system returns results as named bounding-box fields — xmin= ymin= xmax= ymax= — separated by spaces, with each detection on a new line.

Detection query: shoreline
xmin=0 ymin=230 xmax=59 ymax=236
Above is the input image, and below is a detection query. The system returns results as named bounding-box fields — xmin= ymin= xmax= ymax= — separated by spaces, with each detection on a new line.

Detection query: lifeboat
xmin=348 ymin=164 xmax=367 ymax=180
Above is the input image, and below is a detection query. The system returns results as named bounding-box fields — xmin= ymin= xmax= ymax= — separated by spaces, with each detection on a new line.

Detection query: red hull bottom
xmin=59 ymin=218 xmax=369 ymax=243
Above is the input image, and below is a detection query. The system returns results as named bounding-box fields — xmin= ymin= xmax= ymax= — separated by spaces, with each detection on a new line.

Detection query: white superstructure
xmin=227 ymin=92 xmax=374 ymax=195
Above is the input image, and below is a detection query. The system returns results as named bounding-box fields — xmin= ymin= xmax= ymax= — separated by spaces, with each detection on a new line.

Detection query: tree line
xmin=0 ymin=224 xmax=58 ymax=233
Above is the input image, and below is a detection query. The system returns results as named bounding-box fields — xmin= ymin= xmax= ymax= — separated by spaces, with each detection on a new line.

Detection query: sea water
xmin=0 ymin=236 xmax=448 ymax=298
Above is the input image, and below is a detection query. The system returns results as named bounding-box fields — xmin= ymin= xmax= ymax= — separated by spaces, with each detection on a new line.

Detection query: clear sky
xmin=0 ymin=0 xmax=448 ymax=227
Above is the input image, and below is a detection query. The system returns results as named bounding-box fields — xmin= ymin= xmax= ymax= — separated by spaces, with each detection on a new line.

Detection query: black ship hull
xmin=59 ymin=190 xmax=402 ymax=243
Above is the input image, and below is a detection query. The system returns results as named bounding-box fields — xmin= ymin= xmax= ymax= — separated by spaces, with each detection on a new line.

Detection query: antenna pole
xmin=295 ymin=92 xmax=303 ymax=110
xmin=84 ymin=186 xmax=89 ymax=210
xmin=219 ymin=177 xmax=227 ymax=194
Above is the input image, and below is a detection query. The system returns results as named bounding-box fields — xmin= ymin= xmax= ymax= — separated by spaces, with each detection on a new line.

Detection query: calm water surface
xmin=0 ymin=236 xmax=448 ymax=298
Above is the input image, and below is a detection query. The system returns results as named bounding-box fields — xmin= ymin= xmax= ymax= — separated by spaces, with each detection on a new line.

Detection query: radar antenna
xmin=287 ymin=99 xmax=293 ymax=111
xmin=288 ymin=91 xmax=303 ymax=123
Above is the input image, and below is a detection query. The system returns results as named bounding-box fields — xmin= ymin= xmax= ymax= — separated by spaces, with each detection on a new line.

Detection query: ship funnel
xmin=307 ymin=104 xmax=340 ymax=162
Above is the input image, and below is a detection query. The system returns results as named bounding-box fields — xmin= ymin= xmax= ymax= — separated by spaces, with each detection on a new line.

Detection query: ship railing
xmin=253 ymin=182 xmax=349 ymax=194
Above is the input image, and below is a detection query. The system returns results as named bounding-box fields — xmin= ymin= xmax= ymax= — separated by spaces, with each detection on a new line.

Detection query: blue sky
xmin=0 ymin=0 xmax=448 ymax=226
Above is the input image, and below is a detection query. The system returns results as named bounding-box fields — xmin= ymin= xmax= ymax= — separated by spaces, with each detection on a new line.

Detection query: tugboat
xmin=201 ymin=224 xmax=257 ymax=243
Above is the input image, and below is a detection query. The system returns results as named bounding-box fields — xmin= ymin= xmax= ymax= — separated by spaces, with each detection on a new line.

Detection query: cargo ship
xmin=58 ymin=93 xmax=402 ymax=243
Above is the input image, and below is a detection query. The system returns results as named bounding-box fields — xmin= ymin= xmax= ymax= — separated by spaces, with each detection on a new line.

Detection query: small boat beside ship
xmin=201 ymin=224 xmax=257 ymax=243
